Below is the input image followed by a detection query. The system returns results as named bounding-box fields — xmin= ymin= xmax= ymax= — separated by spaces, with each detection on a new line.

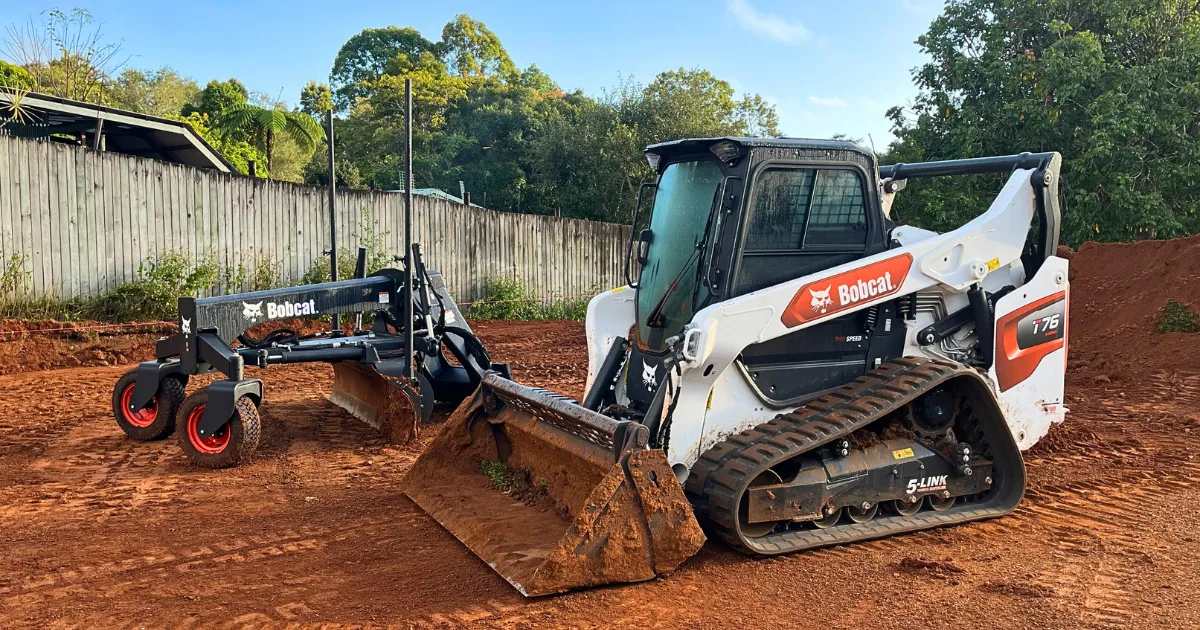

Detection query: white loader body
xmin=585 ymin=164 xmax=1068 ymax=476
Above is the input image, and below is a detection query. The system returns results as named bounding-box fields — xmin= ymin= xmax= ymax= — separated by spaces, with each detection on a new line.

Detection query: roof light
xmin=709 ymin=140 xmax=742 ymax=165
xmin=645 ymin=152 xmax=661 ymax=170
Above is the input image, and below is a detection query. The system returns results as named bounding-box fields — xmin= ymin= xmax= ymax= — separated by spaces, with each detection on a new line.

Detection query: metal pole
xmin=327 ymin=109 xmax=340 ymax=332
xmin=403 ymin=79 xmax=415 ymax=380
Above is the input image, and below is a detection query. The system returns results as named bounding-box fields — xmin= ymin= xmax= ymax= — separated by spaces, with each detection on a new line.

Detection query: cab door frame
xmin=721 ymin=157 xmax=891 ymax=408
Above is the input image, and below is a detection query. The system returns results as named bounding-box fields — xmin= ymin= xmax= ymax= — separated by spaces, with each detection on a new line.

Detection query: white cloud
xmin=726 ymin=0 xmax=811 ymax=45
xmin=809 ymin=96 xmax=847 ymax=107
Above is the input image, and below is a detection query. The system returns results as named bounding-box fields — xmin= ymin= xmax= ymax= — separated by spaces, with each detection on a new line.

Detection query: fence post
xmin=327 ymin=109 xmax=339 ymax=331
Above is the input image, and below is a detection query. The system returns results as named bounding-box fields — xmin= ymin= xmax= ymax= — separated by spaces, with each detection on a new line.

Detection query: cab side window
xmin=735 ymin=167 xmax=868 ymax=295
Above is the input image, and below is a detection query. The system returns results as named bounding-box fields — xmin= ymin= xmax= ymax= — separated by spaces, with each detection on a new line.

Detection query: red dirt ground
xmin=2 ymin=240 xmax=1200 ymax=629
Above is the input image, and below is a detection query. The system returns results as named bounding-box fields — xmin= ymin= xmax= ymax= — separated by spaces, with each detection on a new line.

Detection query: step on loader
xmin=404 ymin=138 xmax=1069 ymax=595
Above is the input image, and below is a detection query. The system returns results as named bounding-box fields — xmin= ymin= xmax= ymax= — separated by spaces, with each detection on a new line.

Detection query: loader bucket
xmin=403 ymin=372 xmax=705 ymax=596
xmin=330 ymin=362 xmax=427 ymax=443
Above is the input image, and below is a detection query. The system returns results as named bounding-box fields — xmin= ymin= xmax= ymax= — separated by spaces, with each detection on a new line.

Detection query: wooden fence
xmin=0 ymin=135 xmax=631 ymax=304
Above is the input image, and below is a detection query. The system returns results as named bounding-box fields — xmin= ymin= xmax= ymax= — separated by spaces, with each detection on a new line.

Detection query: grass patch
xmin=467 ymin=277 xmax=590 ymax=321
xmin=1156 ymin=300 xmax=1200 ymax=333
xmin=480 ymin=460 xmax=513 ymax=491
xmin=479 ymin=459 xmax=554 ymax=509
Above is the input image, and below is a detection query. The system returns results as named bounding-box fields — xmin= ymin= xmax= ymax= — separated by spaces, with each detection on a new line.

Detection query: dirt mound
xmin=1067 ymin=234 xmax=1200 ymax=378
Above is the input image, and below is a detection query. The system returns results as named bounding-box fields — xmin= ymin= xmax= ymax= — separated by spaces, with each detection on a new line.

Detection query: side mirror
xmin=637 ymin=229 xmax=653 ymax=265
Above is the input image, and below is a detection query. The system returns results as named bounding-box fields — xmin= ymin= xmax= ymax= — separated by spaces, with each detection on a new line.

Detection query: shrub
xmin=302 ymin=206 xmax=393 ymax=285
xmin=82 ymin=252 xmax=219 ymax=322
xmin=0 ymin=254 xmax=27 ymax=296
xmin=0 ymin=254 xmax=84 ymax=320
xmin=223 ymin=250 xmax=284 ymax=293
xmin=1156 ymin=300 xmax=1200 ymax=334
xmin=467 ymin=277 xmax=590 ymax=321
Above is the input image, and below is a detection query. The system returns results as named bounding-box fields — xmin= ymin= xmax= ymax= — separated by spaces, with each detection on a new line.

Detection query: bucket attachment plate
xmin=330 ymin=361 xmax=428 ymax=443
xmin=403 ymin=372 xmax=705 ymax=596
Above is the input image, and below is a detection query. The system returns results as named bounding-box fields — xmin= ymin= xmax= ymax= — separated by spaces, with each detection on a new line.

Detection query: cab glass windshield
xmin=636 ymin=160 xmax=724 ymax=352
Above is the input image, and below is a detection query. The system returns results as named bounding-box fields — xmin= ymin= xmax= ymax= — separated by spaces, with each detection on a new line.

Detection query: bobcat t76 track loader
xmin=404 ymin=138 xmax=1069 ymax=596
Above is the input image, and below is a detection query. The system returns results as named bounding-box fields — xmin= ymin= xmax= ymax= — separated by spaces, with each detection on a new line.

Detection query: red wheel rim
xmin=120 ymin=383 xmax=158 ymax=428
xmin=185 ymin=405 xmax=230 ymax=454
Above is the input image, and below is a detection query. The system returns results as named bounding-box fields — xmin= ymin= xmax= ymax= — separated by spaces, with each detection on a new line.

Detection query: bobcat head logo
xmin=641 ymin=360 xmax=658 ymax=389
xmin=809 ymin=285 xmax=833 ymax=314
xmin=242 ymin=301 xmax=264 ymax=322
xmin=180 ymin=317 xmax=191 ymax=335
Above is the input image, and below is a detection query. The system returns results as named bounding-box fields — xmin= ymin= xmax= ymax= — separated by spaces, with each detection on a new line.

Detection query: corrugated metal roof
xmin=0 ymin=90 xmax=233 ymax=172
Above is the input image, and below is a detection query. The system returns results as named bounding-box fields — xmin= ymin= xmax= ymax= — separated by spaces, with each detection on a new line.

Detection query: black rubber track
xmin=684 ymin=356 xmax=1026 ymax=555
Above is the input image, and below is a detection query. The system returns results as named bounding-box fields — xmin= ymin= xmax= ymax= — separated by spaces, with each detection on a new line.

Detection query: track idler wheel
xmin=112 ymin=369 xmax=186 ymax=441
xmin=738 ymin=469 xmax=785 ymax=538
xmin=176 ymin=388 xmax=261 ymax=469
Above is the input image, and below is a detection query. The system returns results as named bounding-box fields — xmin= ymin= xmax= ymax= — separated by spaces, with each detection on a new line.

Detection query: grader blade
xmin=402 ymin=372 xmax=705 ymax=596
xmin=330 ymin=361 xmax=429 ymax=443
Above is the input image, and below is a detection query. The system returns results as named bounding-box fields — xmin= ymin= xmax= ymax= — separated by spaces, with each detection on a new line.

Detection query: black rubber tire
xmin=176 ymin=388 xmax=261 ymax=469
xmin=112 ymin=369 xmax=185 ymax=441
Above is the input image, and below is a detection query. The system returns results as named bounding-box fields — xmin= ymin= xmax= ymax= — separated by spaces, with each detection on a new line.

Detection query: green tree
xmin=108 ymin=67 xmax=200 ymax=116
xmin=299 ymin=80 xmax=333 ymax=116
xmin=170 ymin=112 xmax=264 ymax=176
xmin=329 ymin=26 xmax=439 ymax=109
xmin=527 ymin=92 xmax=628 ymax=221
xmin=439 ymin=14 xmax=517 ymax=79
xmin=184 ymin=79 xmax=250 ymax=121
xmin=0 ymin=60 xmax=34 ymax=89
xmin=597 ymin=69 xmax=782 ymax=208
xmin=218 ymin=103 xmax=326 ymax=177
xmin=885 ymin=0 xmax=1200 ymax=245
xmin=322 ymin=15 xmax=781 ymax=225
xmin=3 ymin=8 xmax=127 ymax=103
xmin=635 ymin=69 xmax=780 ymax=143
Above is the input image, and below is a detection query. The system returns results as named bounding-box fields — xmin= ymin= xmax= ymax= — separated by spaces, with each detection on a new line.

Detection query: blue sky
xmin=1 ymin=0 xmax=946 ymax=147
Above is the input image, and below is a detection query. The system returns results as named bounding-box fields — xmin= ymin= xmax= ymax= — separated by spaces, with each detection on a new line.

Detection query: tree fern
xmin=219 ymin=103 xmax=326 ymax=177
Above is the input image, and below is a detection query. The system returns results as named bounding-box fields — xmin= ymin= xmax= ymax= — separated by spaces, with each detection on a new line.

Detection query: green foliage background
xmin=884 ymin=0 xmax=1200 ymax=246
xmin=5 ymin=4 xmax=1199 ymax=246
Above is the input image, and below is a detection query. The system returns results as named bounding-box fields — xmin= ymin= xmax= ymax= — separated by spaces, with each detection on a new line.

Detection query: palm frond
xmin=217 ymin=102 xmax=326 ymax=154
xmin=0 ymin=86 xmax=41 ymax=129
xmin=217 ymin=102 xmax=260 ymax=133
xmin=283 ymin=111 xmax=326 ymax=152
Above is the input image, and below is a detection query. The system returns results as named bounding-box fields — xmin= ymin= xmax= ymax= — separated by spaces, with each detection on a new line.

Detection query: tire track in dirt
xmin=0 ymin=512 xmax=427 ymax=609
xmin=3 ymin=315 xmax=1199 ymax=628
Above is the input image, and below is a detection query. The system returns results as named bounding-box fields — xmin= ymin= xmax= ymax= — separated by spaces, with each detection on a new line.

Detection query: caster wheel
xmin=112 ymin=369 xmax=185 ymax=440
xmin=177 ymin=388 xmax=261 ymax=469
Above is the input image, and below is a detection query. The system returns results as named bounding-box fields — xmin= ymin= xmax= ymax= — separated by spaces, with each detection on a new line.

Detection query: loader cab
xmin=628 ymin=137 xmax=900 ymax=408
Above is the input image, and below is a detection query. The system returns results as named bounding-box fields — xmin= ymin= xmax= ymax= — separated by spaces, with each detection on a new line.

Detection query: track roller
xmin=847 ymin=503 xmax=879 ymax=523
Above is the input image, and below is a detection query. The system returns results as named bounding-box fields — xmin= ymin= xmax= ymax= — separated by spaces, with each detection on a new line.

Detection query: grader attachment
xmin=402 ymin=372 xmax=705 ymax=596
xmin=330 ymin=362 xmax=428 ymax=444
